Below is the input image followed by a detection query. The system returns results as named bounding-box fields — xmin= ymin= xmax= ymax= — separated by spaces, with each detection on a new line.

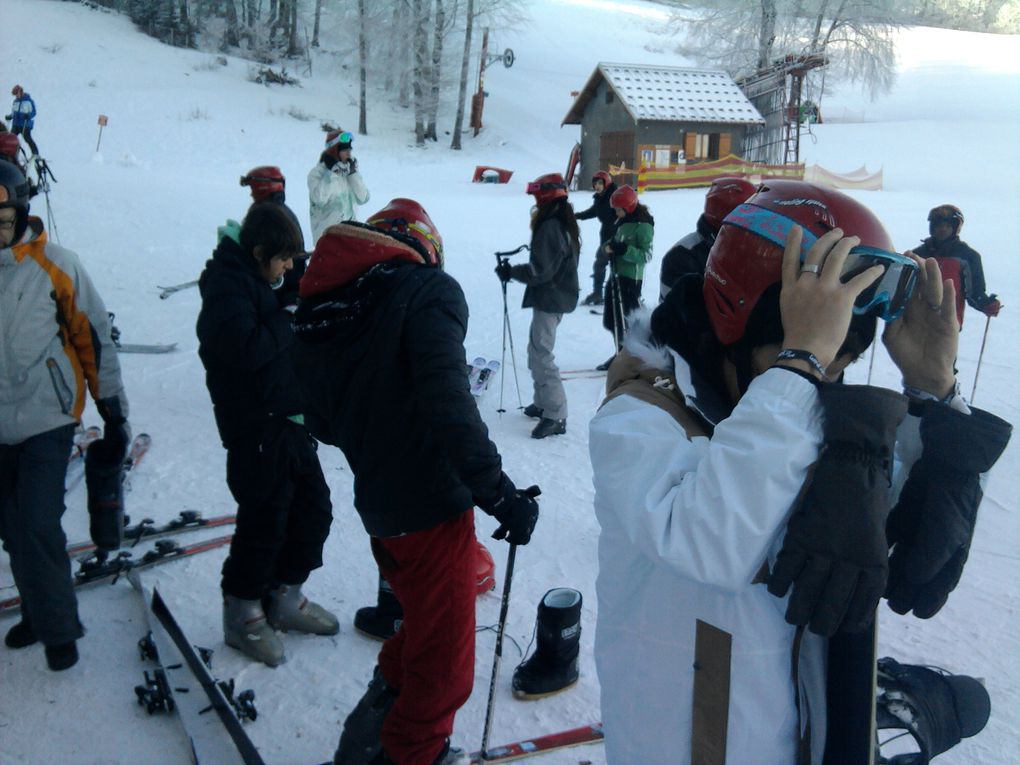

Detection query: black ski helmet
xmin=928 ymin=204 xmax=964 ymax=237
xmin=0 ymin=159 xmax=31 ymax=242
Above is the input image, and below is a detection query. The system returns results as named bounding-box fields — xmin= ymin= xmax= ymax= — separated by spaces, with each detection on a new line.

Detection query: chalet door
xmin=600 ymin=131 xmax=635 ymax=173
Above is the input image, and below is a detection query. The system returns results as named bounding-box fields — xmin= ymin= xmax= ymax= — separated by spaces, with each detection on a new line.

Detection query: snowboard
xmin=822 ymin=619 xmax=878 ymax=765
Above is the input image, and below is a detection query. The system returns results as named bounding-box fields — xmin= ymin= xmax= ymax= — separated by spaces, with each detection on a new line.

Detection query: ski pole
xmin=970 ymin=314 xmax=992 ymax=403
xmin=865 ymin=341 xmax=877 ymax=385
xmin=498 ymin=275 xmax=510 ymax=414
xmin=480 ymin=543 xmax=518 ymax=760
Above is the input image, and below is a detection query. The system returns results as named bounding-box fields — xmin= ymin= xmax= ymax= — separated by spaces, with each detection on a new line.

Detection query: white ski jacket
xmin=0 ymin=220 xmax=127 ymax=444
xmin=307 ymin=161 xmax=370 ymax=242
xmin=589 ymin=333 xmax=927 ymax=765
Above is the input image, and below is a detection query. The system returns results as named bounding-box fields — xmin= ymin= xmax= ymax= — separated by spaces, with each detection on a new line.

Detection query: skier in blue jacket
xmin=6 ymin=86 xmax=38 ymax=157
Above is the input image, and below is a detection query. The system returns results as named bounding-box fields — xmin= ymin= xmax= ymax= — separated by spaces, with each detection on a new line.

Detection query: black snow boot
xmin=44 ymin=640 xmax=79 ymax=671
xmin=354 ymin=575 xmax=403 ymax=641
xmin=531 ymin=418 xmax=566 ymax=440
xmin=5 ymin=617 xmax=37 ymax=649
xmin=334 ymin=666 xmax=400 ymax=765
xmin=523 ymin=403 xmax=544 ymax=419
xmin=581 ymin=290 xmax=604 ymax=306
xmin=875 ymin=657 xmax=991 ymax=764
xmin=512 ymin=588 xmax=582 ymax=699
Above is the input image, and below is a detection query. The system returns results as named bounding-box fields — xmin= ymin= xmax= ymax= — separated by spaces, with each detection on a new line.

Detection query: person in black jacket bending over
xmin=575 ymin=170 xmax=617 ymax=306
xmin=497 ymin=173 xmax=581 ymax=439
xmin=293 ymin=199 xmax=540 ymax=765
xmin=196 ymin=203 xmax=337 ymax=668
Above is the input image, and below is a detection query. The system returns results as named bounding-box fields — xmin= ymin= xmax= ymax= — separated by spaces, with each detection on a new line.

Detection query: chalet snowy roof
xmin=562 ymin=63 xmax=765 ymax=126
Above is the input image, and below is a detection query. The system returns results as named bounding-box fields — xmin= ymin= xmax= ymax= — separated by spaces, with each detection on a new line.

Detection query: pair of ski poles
xmin=495 ymin=246 xmax=528 ymax=414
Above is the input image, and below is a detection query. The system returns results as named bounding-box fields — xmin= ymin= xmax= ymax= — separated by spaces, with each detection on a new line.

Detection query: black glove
xmin=488 ymin=483 xmax=541 ymax=546
xmin=885 ymin=403 xmax=1011 ymax=618
xmin=495 ymin=259 xmax=513 ymax=284
xmin=96 ymin=396 xmax=130 ymax=462
xmin=346 ymin=156 xmax=358 ymax=175
xmin=767 ymin=384 xmax=907 ymax=636
xmin=607 ymin=240 xmax=627 ymax=257
xmin=320 ymin=151 xmax=338 ymax=170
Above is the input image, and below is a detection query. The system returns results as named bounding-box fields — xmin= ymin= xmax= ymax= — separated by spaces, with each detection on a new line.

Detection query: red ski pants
xmin=372 ymin=510 xmax=477 ymax=765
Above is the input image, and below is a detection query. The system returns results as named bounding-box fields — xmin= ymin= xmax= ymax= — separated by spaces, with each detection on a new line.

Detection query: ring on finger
xmin=801 ymin=264 xmax=821 ymax=275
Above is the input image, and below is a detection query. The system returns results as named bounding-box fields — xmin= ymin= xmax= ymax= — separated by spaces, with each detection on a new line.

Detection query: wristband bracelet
xmin=903 ymin=380 xmax=959 ymax=405
xmin=775 ymin=349 xmax=827 ymax=377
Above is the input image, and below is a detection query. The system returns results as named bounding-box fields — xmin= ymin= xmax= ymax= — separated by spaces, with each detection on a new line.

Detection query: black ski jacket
xmin=510 ymin=218 xmax=580 ymax=314
xmin=196 ymin=237 xmax=304 ymax=447
xmin=575 ymin=183 xmax=618 ymax=245
xmin=913 ymin=236 xmax=993 ymax=310
xmin=659 ymin=214 xmax=716 ymax=298
xmin=292 ymin=261 xmax=510 ymax=538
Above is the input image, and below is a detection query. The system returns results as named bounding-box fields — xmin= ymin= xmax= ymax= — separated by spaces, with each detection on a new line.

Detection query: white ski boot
xmin=223 ymin=595 xmax=286 ymax=667
xmin=266 ymin=584 xmax=340 ymax=636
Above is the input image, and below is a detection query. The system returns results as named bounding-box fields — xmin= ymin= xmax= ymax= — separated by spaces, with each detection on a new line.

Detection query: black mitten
xmin=767 ymin=384 xmax=907 ymax=636
xmin=886 ymin=403 xmax=1011 ymax=618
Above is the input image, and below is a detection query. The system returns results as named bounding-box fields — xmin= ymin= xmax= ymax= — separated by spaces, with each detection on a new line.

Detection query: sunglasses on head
xmin=725 ymin=203 xmax=919 ymax=322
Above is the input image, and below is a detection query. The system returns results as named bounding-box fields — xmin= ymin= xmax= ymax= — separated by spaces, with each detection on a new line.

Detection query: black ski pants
xmin=221 ymin=419 xmax=333 ymax=601
xmin=12 ymin=124 xmax=38 ymax=157
xmin=0 ymin=423 xmax=83 ymax=646
xmin=603 ymin=273 xmax=643 ymax=349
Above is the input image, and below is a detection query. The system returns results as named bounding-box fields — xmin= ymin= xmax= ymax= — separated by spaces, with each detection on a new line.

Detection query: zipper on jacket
xmin=46 ymin=357 xmax=74 ymax=414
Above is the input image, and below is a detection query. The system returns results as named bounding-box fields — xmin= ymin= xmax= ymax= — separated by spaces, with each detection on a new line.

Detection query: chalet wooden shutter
xmin=684 ymin=131 xmax=697 ymax=159
xmin=720 ymin=133 xmax=732 ymax=157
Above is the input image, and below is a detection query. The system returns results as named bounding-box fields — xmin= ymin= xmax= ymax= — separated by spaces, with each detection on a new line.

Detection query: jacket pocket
xmin=46 ymin=357 xmax=74 ymax=414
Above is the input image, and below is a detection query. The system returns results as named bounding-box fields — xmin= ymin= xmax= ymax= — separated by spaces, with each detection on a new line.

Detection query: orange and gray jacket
xmin=0 ymin=218 xmax=128 ymax=444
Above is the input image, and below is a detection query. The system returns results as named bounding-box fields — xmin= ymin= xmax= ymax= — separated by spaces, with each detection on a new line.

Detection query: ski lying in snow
xmin=131 ymin=573 xmax=261 ymax=765
xmin=116 ymin=342 xmax=179 ymax=354
xmin=66 ymin=511 xmax=237 ymax=557
xmin=471 ymin=360 xmax=500 ymax=397
xmin=468 ymin=356 xmax=487 ymax=389
xmin=471 ymin=722 xmax=604 ymax=763
xmin=159 ymin=280 xmax=200 ymax=299
xmin=560 ymin=371 xmax=606 ymax=381
xmin=65 ymin=424 xmax=102 ymax=491
xmin=0 ymin=534 xmax=233 ymax=617
xmin=146 ymin=585 xmax=266 ymax=765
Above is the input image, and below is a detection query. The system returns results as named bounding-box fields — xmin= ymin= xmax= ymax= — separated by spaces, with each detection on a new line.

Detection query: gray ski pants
xmin=0 ymin=423 xmax=83 ymax=646
xmin=527 ymin=309 xmax=567 ymax=421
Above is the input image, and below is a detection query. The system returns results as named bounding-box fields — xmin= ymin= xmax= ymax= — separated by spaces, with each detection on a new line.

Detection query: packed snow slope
xmin=1 ymin=1 xmax=1018 ymax=763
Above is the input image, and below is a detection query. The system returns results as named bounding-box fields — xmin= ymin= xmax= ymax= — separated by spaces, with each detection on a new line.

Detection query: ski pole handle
xmin=494 ymin=244 xmax=530 ymax=258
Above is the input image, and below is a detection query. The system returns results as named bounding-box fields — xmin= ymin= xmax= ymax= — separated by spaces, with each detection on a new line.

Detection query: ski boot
xmin=876 ymin=657 xmax=991 ymax=764
xmin=531 ymin=418 xmax=566 ymax=440
xmin=512 ymin=588 xmax=582 ymax=699
xmin=265 ymin=584 xmax=340 ymax=636
xmin=365 ymin=739 xmax=468 ymax=765
xmin=354 ymin=576 xmax=403 ymax=641
xmin=522 ymin=403 xmax=544 ymax=419
xmin=334 ymin=665 xmax=399 ymax=765
xmin=223 ymin=594 xmax=285 ymax=667
xmin=581 ymin=290 xmax=604 ymax=306
xmin=5 ymin=617 xmax=37 ymax=649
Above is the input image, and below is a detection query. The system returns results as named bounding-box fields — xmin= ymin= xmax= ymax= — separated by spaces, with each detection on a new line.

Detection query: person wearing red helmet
xmin=5 ymin=85 xmax=38 ymax=157
xmin=307 ymin=128 xmax=370 ymax=241
xmin=659 ymin=176 xmax=755 ymax=300
xmin=293 ymin=200 xmax=540 ymax=765
xmin=597 ymin=184 xmax=653 ymax=370
xmin=575 ymin=170 xmax=618 ymax=305
xmin=196 ymin=204 xmax=336 ymax=669
xmin=914 ymin=204 xmax=1001 ymax=326
xmin=589 ymin=181 xmax=1011 ymax=764
xmin=497 ymin=173 xmax=581 ymax=438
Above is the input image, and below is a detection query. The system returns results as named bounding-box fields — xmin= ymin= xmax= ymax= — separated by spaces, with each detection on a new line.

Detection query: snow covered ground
xmin=1 ymin=1 xmax=1018 ymax=763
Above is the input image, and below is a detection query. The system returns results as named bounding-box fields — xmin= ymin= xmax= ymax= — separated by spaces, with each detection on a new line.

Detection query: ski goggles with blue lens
xmin=724 ymin=203 xmax=919 ymax=322
xmin=325 ymin=131 xmax=354 ymax=149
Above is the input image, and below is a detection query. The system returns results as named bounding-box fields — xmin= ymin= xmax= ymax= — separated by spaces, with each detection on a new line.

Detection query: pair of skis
xmin=66 ymin=510 xmax=237 ymax=557
xmin=469 ymin=357 xmax=501 ymax=397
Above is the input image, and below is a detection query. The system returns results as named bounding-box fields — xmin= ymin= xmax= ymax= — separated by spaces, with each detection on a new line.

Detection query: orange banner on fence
xmin=636 ymin=154 xmax=805 ymax=193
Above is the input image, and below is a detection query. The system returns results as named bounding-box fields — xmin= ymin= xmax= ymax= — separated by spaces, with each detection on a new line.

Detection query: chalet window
xmin=683 ymin=131 xmax=733 ymax=161
xmin=605 ymin=90 xmax=614 ymax=104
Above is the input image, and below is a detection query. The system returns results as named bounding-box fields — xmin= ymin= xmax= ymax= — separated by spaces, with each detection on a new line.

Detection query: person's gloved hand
xmin=345 ymin=156 xmax=358 ymax=175
xmin=320 ymin=151 xmax=338 ymax=170
xmin=495 ymin=259 xmax=513 ymax=284
xmin=96 ymin=396 xmax=131 ymax=462
xmin=607 ymin=240 xmax=627 ymax=257
xmin=489 ymin=483 xmax=541 ymax=545
xmin=979 ymin=295 xmax=1001 ymax=317
xmin=886 ymin=404 xmax=1011 ymax=618
xmin=767 ymin=384 xmax=907 ymax=636
xmin=3 ymin=115 xmax=11 ymax=121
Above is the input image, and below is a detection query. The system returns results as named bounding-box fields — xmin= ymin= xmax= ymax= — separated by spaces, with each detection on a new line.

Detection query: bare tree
xmin=425 ymin=0 xmax=447 ymax=140
xmin=222 ymin=0 xmax=240 ymax=48
xmin=359 ymin=0 xmax=368 ymax=134
xmin=451 ymin=0 xmax=475 ymax=149
xmin=413 ymin=0 xmax=428 ymax=144
xmin=312 ymin=0 xmax=324 ymax=47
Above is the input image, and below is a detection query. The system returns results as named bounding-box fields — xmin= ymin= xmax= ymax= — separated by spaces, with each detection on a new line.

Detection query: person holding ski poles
xmin=292 ymin=199 xmax=540 ymax=765
xmin=196 ymin=203 xmax=338 ymax=668
xmin=589 ymin=180 xmax=1011 ymax=764
xmin=5 ymin=85 xmax=38 ymax=158
xmin=597 ymin=184 xmax=652 ymax=370
xmin=496 ymin=172 xmax=581 ymax=439
xmin=914 ymin=204 xmax=1001 ymax=327
xmin=575 ymin=170 xmax=617 ymax=306
xmin=0 ymin=160 xmax=131 ymax=671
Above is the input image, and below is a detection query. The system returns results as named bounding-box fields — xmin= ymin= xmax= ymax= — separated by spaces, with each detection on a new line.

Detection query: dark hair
xmin=240 ymin=202 xmax=303 ymax=263
xmin=531 ymin=197 xmax=581 ymax=252
xmin=625 ymin=203 xmax=654 ymax=226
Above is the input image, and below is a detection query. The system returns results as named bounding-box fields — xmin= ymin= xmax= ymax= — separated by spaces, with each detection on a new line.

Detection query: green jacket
xmin=610 ymin=216 xmax=654 ymax=281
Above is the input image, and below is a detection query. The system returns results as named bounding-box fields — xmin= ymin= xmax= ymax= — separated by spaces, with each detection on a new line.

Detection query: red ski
xmin=471 ymin=723 xmax=604 ymax=763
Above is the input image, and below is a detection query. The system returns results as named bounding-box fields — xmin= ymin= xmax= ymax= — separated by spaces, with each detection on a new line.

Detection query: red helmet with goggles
xmin=703 ymin=177 xmax=756 ymax=231
xmin=366 ymin=198 xmax=444 ymax=268
xmin=526 ymin=173 xmax=568 ymax=207
xmin=704 ymin=180 xmax=916 ymax=346
xmin=240 ymin=165 xmax=286 ymax=202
